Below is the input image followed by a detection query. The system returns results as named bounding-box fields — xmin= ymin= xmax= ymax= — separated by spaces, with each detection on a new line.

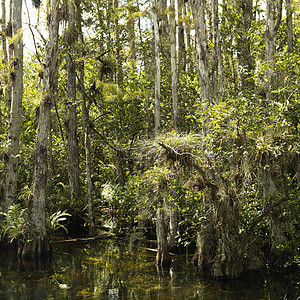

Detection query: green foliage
xmin=47 ymin=210 xmax=71 ymax=234
xmin=0 ymin=204 xmax=27 ymax=243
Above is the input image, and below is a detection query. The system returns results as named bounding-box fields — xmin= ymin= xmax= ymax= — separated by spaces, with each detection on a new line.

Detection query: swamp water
xmin=0 ymin=239 xmax=298 ymax=300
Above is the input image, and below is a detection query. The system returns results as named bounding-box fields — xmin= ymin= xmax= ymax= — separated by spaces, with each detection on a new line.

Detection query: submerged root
xmin=19 ymin=237 xmax=52 ymax=261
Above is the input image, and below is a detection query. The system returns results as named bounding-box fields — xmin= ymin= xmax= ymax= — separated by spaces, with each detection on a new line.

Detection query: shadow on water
xmin=0 ymin=239 xmax=299 ymax=299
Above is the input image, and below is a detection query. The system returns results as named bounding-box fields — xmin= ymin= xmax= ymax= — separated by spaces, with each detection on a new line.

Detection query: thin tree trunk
xmin=6 ymin=0 xmax=13 ymax=119
xmin=80 ymin=70 xmax=96 ymax=236
xmin=178 ymin=0 xmax=186 ymax=73
xmin=236 ymin=0 xmax=254 ymax=91
xmin=190 ymin=0 xmax=211 ymax=137
xmin=128 ymin=0 xmax=136 ymax=68
xmin=1 ymin=0 xmax=7 ymax=62
xmin=156 ymin=207 xmax=171 ymax=268
xmin=185 ymin=3 xmax=193 ymax=72
xmin=190 ymin=0 xmax=210 ymax=102
xmin=211 ymin=0 xmax=219 ymax=101
xmin=153 ymin=0 xmax=161 ymax=135
xmin=22 ymin=0 xmax=59 ymax=260
xmin=170 ymin=0 xmax=179 ymax=133
xmin=77 ymin=3 xmax=96 ymax=237
xmin=286 ymin=0 xmax=293 ymax=53
xmin=168 ymin=187 xmax=179 ymax=253
xmin=4 ymin=0 xmax=23 ymax=212
xmin=265 ymin=0 xmax=283 ymax=101
xmin=67 ymin=0 xmax=80 ymax=201
xmin=212 ymin=0 xmax=224 ymax=96
xmin=114 ymin=0 xmax=123 ymax=86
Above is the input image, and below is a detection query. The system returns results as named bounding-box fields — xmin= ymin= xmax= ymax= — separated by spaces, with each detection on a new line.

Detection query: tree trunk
xmin=177 ymin=0 xmax=186 ymax=73
xmin=22 ymin=0 xmax=59 ymax=260
xmin=77 ymin=3 xmax=97 ymax=237
xmin=1 ymin=0 xmax=7 ymax=62
xmin=236 ymin=0 xmax=254 ymax=91
xmin=4 ymin=0 xmax=23 ymax=212
xmin=156 ymin=207 xmax=171 ymax=268
xmin=114 ymin=0 xmax=123 ymax=86
xmin=127 ymin=0 xmax=136 ymax=68
xmin=265 ymin=0 xmax=283 ymax=101
xmin=190 ymin=0 xmax=210 ymax=102
xmin=170 ymin=0 xmax=179 ymax=133
xmin=152 ymin=0 xmax=161 ymax=135
xmin=286 ymin=0 xmax=293 ymax=53
xmin=6 ymin=0 xmax=13 ymax=119
xmin=67 ymin=0 xmax=80 ymax=201
xmin=211 ymin=0 xmax=223 ymax=100
xmin=168 ymin=201 xmax=178 ymax=253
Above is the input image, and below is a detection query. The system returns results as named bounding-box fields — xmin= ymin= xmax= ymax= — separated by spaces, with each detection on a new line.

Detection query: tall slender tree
xmin=211 ymin=0 xmax=224 ymax=99
xmin=236 ymin=0 xmax=254 ymax=91
xmin=152 ymin=0 xmax=161 ymax=135
xmin=178 ymin=0 xmax=186 ymax=73
xmin=286 ymin=0 xmax=293 ymax=53
xmin=78 ymin=1 xmax=97 ymax=237
xmin=170 ymin=0 xmax=179 ymax=133
xmin=265 ymin=0 xmax=283 ymax=101
xmin=4 ymin=0 xmax=23 ymax=212
xmin=67 ymin=0 xmax=80 ymax=201
xmin=21 ymin=0 xmax=59 ymax=260
xmin=190 ymin=0 xmax=210 ymax=102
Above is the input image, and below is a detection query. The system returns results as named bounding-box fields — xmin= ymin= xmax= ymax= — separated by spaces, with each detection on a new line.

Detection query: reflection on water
xmin=0 ymin=239 xmax=298 ymax=299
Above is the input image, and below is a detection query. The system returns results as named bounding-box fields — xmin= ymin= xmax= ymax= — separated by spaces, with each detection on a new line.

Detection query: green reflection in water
xmin=0 ymin=239 xmax=298 ymax=299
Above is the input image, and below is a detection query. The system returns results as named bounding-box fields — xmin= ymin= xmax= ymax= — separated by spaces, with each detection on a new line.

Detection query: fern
xmin=48 ymin=210 xmax=71 ymax=234
xmin=0 ymin=204 xmax=27 ymax=243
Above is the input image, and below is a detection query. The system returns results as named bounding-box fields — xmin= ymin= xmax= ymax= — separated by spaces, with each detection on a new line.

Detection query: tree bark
xmin=286 ymin=0 xmax=293 ymax=53
xmin=1 ymin=0 xmax=7 ymax=62
xmin=156 ymin=207 xmax=171 ymax=268
xmin=4 ymin=0 xmax=23 ymax=212
xmin=77 ymin=3 xmax=96 ymax=237
xmin=236 ymin=0 xmax=254 ymax=91
xmin=152 ymin=0 xmax=161 ymax=135
xmin=170 ymin=0 xmax=179 ymax=133
xmin=265 ymin=0 xmax=283 ymax=101
xmin=22 ymin=0 xmax=59 ymax=260
xmin=211 ymin=0 xmax=224 ymax=100
xmin=177 ymin=0 xmax=186 ymax=73
xmin=67 ymin=0 xmax=80 ymax=201
xmin=190 ymin=0 xmax=211 ymax=102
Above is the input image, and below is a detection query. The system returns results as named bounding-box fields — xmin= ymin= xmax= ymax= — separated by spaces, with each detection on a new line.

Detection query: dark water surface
xmin=0 ymin=239 xmax=299 ymax=299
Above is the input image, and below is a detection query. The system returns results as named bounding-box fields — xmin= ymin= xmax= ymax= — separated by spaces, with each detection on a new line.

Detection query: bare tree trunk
xmin=170 ymin=0 xmax=179 ymax=133
xmin=156 ymin=207 xmax=171 ymax=268
xmin=190 ymin=0 xmax=210 ymax=102
xmin=168 ymin=188 xmax=179 ymax=253
xmin=265 ymin=0 xmax=283 ymax=101
xmin=67 ymin=0 xmax=80 ymax=201
xmin=127 ymin=0 xmax=136 ymax=68
xmin=6 ymin=0 xmax=13 ymax=119
xmin=185 ymin=3 xmax=193 ymax=72
xmin=152 ymin=0 xmax=161 ymax=135
xmin=77 ymin=3 xmax=96 ymax=237
xmin=178 ymin=0 xmax=186 ymax=73
xmin=114 ymin=0 xmax=123 ymax=86
xmin=211 ymin=0 xmax=221 ymax=101
xmin=190 ymin=0 xmax=211 ymax=137
xmin=22 ymin=0 xmax=59 ymax=260
xmin=4 ymin=0 xmax=23 ymax=212
xmin=286 ymin=0 xmax=293 ymax=53
xmin=1 ymin=0 xmax=7 ymax=62
xmin=80 ymin=69 xmax=96 ymax=237
xmin=236 ymin=0 xmax=254 ymax=91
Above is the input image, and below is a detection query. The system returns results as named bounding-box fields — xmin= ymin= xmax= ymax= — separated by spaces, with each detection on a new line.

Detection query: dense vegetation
xmin=0 ymin=0 xmax=299 ymax=277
